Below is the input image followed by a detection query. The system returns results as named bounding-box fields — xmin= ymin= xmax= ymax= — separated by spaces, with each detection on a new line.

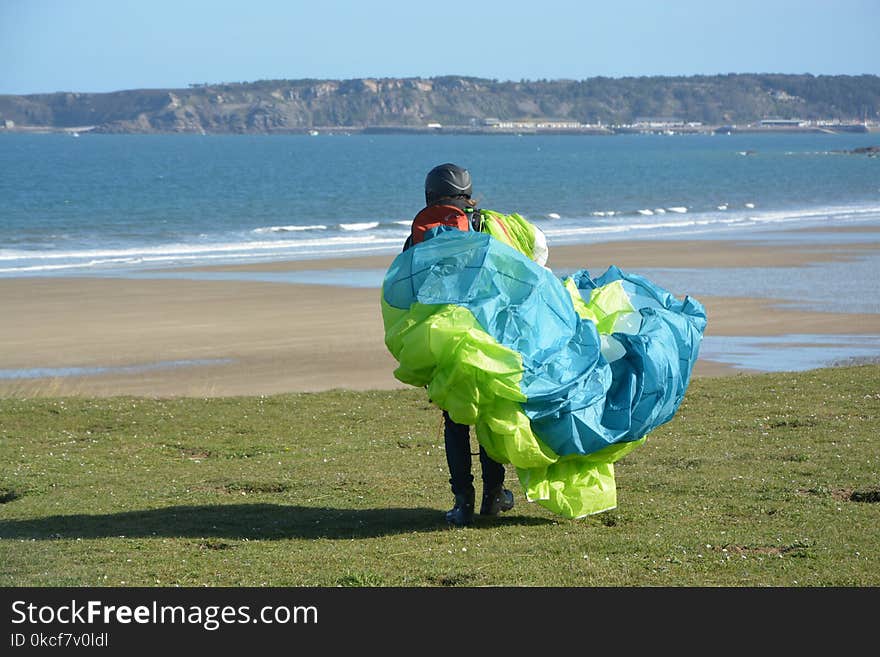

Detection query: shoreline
xmin=3 ymin=123 xmax=877 ymax=137
xmin=2 ymin=234 xmax=879 ymax=398
xmin=168 ymin=236 xmax=880 ymax=275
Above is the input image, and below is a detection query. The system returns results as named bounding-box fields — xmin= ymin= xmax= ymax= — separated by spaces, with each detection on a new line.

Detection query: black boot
xmin=480 ymin=486 xmax=514 ymax=516
xmin=445 ymin=492 xmax=475 ymax=527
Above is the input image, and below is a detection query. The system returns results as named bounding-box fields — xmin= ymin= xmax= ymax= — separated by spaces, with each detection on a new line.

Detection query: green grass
xmin=1 ymin=365 xmax=878 ymax=587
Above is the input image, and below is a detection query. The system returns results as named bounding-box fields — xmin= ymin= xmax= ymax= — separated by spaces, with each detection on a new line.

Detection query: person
xmin=404 ymin=162 xmax=541 ymax=526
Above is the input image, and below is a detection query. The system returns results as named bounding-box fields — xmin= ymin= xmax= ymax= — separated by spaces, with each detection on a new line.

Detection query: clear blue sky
xmin=1 ymin=0 xmax=878 ymax=94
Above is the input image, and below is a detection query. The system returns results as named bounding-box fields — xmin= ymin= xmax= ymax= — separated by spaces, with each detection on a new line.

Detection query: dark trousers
xmin=443 ymin=410 xmax=505 ymax=497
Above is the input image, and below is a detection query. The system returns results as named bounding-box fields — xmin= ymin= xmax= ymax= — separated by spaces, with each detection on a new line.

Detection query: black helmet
xmin=425 ymin=163 xmax=472 ymax=204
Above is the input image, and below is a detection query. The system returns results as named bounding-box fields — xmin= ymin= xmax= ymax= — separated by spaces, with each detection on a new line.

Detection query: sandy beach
xmin=2 ymin=235 xmax=879 ymax=397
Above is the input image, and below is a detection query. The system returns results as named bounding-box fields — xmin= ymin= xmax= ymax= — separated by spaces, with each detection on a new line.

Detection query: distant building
xmin=2 ymin=119 xmax=14 ymax=129
xmin=768 ymin=90 xmax=799 ymax=102
xmin=634 ymin=117 xmax=684 ymax=128
xmin=487 ymin=119 xmax=583 ymax=130
xmin=535 ymin=120 xmax=582 ymax=129
xmin=760 ymin=118 xmax=805 ymax=127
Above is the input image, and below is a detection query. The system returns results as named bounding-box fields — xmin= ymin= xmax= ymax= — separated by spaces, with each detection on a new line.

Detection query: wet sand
xmin=177 ymin=237 xmax=880 ymax=273
xmin=2 ymin=238 xmax=879 ymax=397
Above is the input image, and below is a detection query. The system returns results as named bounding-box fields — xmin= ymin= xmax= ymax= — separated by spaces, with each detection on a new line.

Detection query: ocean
xmin=1 ymin=131 xmax=879 ymax=277
xmin=2 ymin=130 xmax=880 ymax=376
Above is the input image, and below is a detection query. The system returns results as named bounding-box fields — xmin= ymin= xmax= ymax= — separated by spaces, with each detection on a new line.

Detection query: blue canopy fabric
xmin=382 ymin=230 xmax=706 ymax=517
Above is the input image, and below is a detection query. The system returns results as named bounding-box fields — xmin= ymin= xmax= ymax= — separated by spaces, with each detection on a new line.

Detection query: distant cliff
xmin=1 ymin=74 xmax=878 ymax=134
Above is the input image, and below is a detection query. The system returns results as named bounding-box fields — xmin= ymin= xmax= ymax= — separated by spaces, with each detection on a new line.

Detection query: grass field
xmin=1 ymin=364 xmax=878 ymax=587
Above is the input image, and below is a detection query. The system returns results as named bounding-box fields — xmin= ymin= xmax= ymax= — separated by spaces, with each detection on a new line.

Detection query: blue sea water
xmin=2 ymin=131 xmax=879 ymax=375
xmin=1 ymin=131 xmax=879 ymax=276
